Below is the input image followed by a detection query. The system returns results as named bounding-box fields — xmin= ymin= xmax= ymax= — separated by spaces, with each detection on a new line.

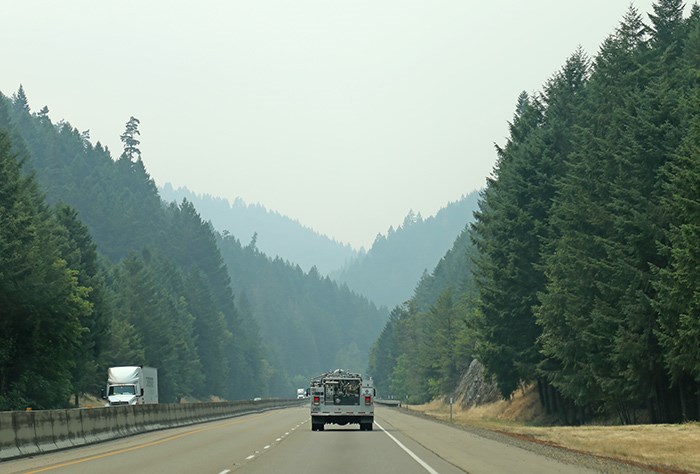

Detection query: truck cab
xmin=106 ymin=383 xmax=139 ymax=406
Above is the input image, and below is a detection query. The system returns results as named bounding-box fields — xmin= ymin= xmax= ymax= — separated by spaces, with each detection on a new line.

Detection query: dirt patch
xmin=77 ymin=394 xmax=105 ymax=408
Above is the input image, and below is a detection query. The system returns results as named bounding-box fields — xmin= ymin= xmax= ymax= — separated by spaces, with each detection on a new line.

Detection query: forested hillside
xmin=368 ymin=227 xmax=476 ymax=401
xmin=333 ymin=192 xmax=480 ymax=309
xmin=160 ymin=183 xmax=358 ymax=275
xmin=0 ymin=94 xmax=266 ymax=407
xmin=369 ymin=1 xmax=700 ymax=424
xmin=218 ymin=235 xmax=387 ymax=390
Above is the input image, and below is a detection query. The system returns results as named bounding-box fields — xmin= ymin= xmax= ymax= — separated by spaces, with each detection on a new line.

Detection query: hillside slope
xmin=333 ymin=191 xmax=480 ymax=309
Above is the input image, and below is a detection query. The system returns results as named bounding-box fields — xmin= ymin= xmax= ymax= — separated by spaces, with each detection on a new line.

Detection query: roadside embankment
xmin=405 ymin=387 xmax=700 ymax=473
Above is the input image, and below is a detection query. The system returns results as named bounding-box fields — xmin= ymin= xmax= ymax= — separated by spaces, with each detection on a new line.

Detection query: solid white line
xmin=374 ymin=421 xmax=439 ymax=474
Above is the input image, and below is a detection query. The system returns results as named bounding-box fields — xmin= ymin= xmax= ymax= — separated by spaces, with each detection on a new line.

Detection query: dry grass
xmin=77 ymin=393 xmax=105 ymax=408
xmin=406 ymin=387 xmax=700 ymax=473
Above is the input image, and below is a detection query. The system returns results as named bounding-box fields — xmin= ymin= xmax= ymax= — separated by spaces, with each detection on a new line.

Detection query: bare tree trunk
xmin=679 ymin=378 xmax=687 ymax=422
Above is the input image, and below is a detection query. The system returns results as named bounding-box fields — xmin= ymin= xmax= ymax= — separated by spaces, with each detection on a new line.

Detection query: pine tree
xmin=54 ymin=203 xmax=113 ymax=405
xmin=654 ymin=117 xmax=700 ymax=420
xmin=12 ymin=85 xmax=30 ymax=113
xmin=471 ymin=50 xmax=589 ymax=400
xmin=120 ymin=116 xmax=141 ymax=161
xmin=649 ymin=0 xmax=686 ymax=53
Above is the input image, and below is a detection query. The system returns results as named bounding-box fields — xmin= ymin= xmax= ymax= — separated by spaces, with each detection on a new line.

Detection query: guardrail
xmin=374 ymin=399 xmax=402 ymax=407
xmin=0 ymin=398 xmax=306 ymax=461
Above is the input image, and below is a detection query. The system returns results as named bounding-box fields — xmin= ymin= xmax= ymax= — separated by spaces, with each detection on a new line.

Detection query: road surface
xmin=0 ymin=406 xmax=633 ymax=473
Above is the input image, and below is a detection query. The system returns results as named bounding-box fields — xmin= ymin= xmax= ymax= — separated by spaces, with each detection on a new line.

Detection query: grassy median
xmin=405 ymin=387 xmax=700 ymax=473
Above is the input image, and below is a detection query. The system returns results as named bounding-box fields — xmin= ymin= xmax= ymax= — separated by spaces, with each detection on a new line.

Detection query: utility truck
xmin=103 ymin=366 xmax=158 ymax=407
xmin=310 ymin=369 xmax=374 ymax=431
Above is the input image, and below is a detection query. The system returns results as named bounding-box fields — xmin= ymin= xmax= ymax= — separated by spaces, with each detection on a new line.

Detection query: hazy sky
xmin=2 ymin=1 xmax=659 ymax=249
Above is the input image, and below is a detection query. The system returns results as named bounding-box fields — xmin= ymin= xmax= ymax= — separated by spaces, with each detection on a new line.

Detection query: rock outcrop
xmin=452 ymin=359 xmax=501 ymax=408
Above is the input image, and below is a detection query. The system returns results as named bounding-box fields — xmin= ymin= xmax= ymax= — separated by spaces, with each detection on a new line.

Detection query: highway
xmin=1 ymin=406 xmax=605 ymax=474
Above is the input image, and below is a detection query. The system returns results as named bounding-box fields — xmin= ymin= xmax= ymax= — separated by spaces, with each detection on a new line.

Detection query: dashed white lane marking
xmin=374 ymin=421 xmax=439 ymax=474
xmin=218 ymin=470 xmax=231 ymax=474
xmin=236 ymin=419 xmax=310 ymax=469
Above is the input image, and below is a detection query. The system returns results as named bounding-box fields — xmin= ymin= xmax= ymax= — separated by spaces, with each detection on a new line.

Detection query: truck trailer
xmin=103 ymin=366 xmax=158 ymax=407
xmin=310 ymin=369 xmax=374 ymax=431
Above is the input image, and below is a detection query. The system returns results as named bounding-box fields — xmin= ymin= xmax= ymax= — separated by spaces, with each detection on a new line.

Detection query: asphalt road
xmin=1 ymin=406 xmax=607 ymax=474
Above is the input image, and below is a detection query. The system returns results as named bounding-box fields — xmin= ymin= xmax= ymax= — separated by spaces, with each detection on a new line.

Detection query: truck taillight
xmin=365 ymin=396 xmax=371 ymax=405
xmin=313 ymin=396 xmax=320 ymax=405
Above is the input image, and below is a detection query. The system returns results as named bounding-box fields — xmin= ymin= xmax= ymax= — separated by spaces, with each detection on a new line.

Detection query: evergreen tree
xmin=120 ymin=116 xmax=141 ymax=161
xmin=0 ymin=130 xmax=91 ymax=409
xmin=654 ymin=118 xmax=700 ymax=420
xmin=649 ymin=0 xmax=686 ymax=53
xmin=54 ymin=204 xmax=112 ymax=405
xmin=536 ymin=3 xmax=697 ymax=422
xmin=472 ymin=50 xmax=589 ymax=400
xmin=12 ymin=85 xmax=30 ymax=113
xmin=111 ymin=252 xmax=202 ymax=402
xmin=424 ymin=287 xmax=466 ymax=396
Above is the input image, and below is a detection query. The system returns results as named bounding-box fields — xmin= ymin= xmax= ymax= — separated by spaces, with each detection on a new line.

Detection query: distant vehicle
xmin=310 ymin=369 xmax=374 ymax=431
xmin=102 ymin=366 xmax=158 ymax=407
xmin=297 ymin=388 xmax=307 ymax=399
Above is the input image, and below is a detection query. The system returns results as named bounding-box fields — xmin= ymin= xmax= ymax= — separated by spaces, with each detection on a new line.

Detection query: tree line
xmin=369 ymin=1 xmax=700 ymax=424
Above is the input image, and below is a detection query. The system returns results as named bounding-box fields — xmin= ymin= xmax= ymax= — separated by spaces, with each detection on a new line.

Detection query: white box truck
xmin=103 ymin=366 xmax=158 ymax=406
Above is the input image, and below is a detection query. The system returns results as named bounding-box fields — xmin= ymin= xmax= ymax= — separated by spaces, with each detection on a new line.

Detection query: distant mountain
xmin=160 ymin=183 xmax=358 ymax=276
xmin=332 ymin=191 xmax=481 ymax=309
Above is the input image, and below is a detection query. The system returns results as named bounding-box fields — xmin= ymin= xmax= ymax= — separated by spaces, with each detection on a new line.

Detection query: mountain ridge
xmin=160 ymin=183 xmax=359 ymax=276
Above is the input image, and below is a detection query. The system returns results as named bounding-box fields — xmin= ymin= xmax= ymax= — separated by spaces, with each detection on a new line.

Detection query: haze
xmin=1 ymin=0 xmax=656 ymax=249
